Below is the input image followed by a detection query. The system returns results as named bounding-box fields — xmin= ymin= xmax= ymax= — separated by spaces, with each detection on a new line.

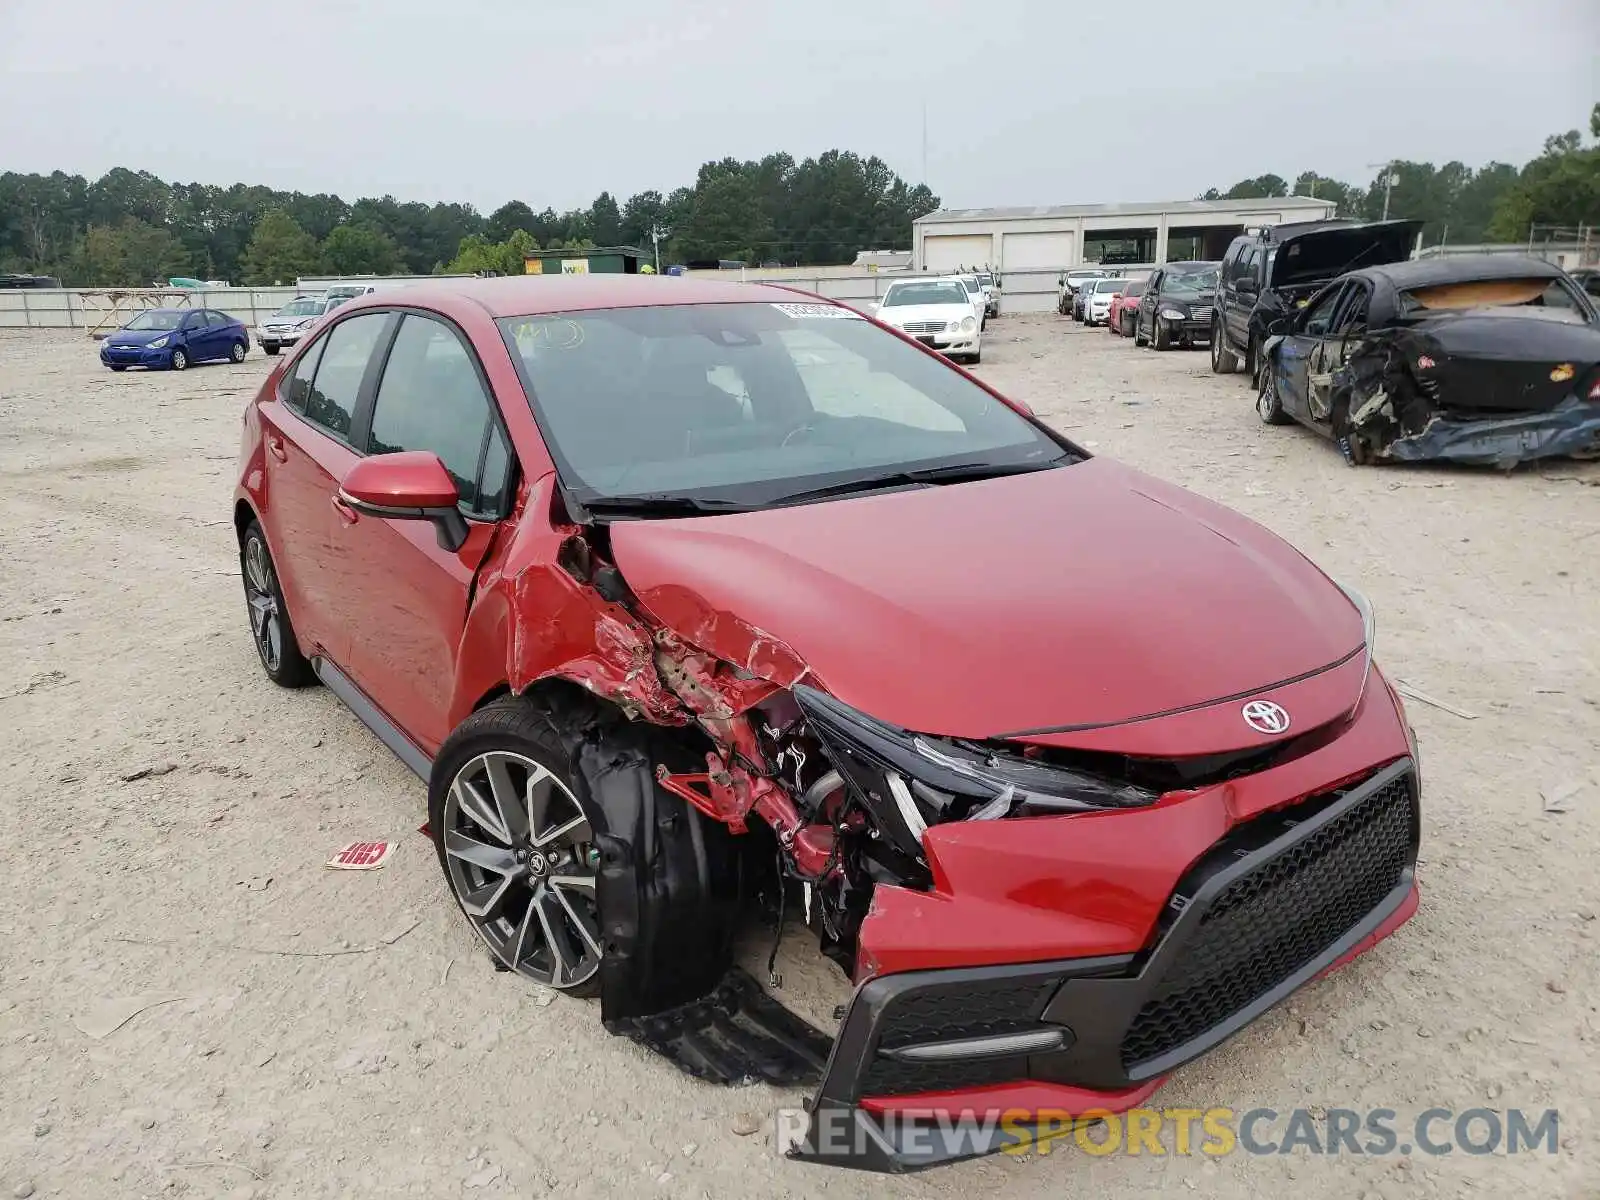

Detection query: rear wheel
xmin=1133 ymin=315 xmax=1148 ymax=347
xmin=170 ymin=347 xmax=189 ymax=371
xmin=109 ymin=364 xmax=127 ymax=372
xmin=431 ymin=701 xmax=604 ymax=995
xmin=241 ymin=521 xmax=316 ymax=687
xmin=229 ymin=340 xmax=247 ymax=363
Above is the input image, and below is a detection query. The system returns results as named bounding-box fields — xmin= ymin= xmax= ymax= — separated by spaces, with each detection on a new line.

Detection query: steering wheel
xmin=780 ymin=422 xmax=819 ymax=448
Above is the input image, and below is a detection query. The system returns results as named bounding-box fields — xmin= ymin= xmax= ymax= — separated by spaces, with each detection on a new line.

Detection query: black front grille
xmin=1120 ymin=774 xmax=1416 ymax=1071
xmin=859 ymin=974 xmax=1061 ymax=1096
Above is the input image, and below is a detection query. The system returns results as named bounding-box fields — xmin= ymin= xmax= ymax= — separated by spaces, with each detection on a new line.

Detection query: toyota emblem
xmin=1242 ymin=700 xmax=1291 ymax=735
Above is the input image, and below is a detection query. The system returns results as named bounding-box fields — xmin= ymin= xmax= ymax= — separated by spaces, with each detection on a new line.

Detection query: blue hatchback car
xmin=99 ymin=307 xmax=250 ymax=371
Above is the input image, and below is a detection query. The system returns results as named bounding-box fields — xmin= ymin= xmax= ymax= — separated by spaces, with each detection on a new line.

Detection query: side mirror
xmin=339 ymin=452 xmax=468 ymax=552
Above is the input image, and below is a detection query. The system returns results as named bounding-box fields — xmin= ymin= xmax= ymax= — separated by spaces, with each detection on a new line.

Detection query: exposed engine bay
xmin=536 ymin=520 xmax=1333 ymax=1085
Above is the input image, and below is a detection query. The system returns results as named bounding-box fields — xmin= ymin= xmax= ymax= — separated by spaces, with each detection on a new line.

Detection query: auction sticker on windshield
xmin=771 ymin=303 xmax=864 ymax=319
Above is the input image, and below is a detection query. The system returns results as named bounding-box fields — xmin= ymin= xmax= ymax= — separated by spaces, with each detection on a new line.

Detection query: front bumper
xmin=788 ymin=676 xmax=1420 ymax=1171
xmin=256 ymin=328 xmax=303 ymax=347
xmin=99 ymin=343 xmax=170 ymax=368
xmin=910 ymin=333 xmax=979 ymax=354
xmin=1158 ymin=313 xmax=1212 ymax=343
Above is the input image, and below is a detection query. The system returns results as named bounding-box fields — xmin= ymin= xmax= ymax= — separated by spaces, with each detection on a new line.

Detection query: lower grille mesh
xmin=1120 ymin=774 xmax=1416 ymax=1070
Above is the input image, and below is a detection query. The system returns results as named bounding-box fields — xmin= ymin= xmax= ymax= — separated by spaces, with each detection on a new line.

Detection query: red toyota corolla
xmin=234 ymin=276 xmax=1420 ymax=1171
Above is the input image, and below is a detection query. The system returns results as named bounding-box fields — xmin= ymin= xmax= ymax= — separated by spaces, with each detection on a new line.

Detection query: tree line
xmin=0 ymin=150 xmax=939 ymax=287
xmin=1 ymin=104 xmax=1593 ymax=288
xmin=1200 ymin=103 xmax=1600 ymax=248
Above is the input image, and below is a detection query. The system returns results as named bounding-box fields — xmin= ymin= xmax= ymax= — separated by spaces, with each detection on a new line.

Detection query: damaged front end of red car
xmin=483 ymin=477 xmax=1421 ymax=1172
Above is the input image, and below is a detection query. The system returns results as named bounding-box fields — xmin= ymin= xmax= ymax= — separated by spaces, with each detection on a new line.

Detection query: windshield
xmin=1126 ymin=281 xmax=1146 ymax=297
xmin=958 ymin=278 xmax=981 ymax=293
xmin=124 ymin=310 xmax=183 ymax=331
xmin=883 ymin=282 xmax=970 ymax=307
xmin=976 ymin=273 xmax=993 ymax=285
xmin=499 ymin=302 xmax=1068 ymax=508
xmin=1093 ymin=279 xmax=1126 ymax=294
xmin=1164 ymin=268 xmax=1218 ymax=294
xmin=275 ymin=298 xmax=325 ymax=317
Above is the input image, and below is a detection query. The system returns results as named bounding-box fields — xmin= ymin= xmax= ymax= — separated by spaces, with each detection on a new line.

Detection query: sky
xmin=2 ymin=0 xmax=1596 ymax=215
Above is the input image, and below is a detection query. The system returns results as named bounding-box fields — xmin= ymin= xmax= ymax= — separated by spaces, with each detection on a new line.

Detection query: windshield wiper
xmin=580 ymin=493 xmax=752 ymax=518
xmin=768 ymin=456 xmax=1070 ymax=507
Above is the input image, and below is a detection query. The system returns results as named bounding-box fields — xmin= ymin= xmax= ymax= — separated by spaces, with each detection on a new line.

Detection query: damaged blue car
xmin=1255 ymin=255 xmax=1600 ymax=467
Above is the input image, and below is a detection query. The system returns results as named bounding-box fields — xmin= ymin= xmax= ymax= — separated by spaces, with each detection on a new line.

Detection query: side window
xmin=281 ymin=336 xmax=328 ymax=414
xmin=1241 ymin=247 xmax=1262 ymax=286
xmin=1302 ymin=285 xmax=1346 ymax=336
xmin=477 ymin=425 xmax=515 ymax=516
xmin=208 ymin=310 xmax=232 ymax=327
xmin=365 ymin=315 xmax=497 ymax=513
xmin=1333 ymin=283 xmax=1370 ymax=333
xmin=302 ymin=313 xmax=390 ymax=441
xmin=183 ymin=311 xmax=205 ymax=331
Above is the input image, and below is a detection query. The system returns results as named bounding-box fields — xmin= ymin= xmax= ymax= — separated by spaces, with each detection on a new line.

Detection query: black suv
xmin=1133 ymin=261 xmax=1220 ymax=350
xmin=1211 ymin=219 xmax=1422 ymax=380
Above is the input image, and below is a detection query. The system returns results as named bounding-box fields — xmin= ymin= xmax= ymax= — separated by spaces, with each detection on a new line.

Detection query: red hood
xmin=608 ymin=458 xmax=1363 ymax=743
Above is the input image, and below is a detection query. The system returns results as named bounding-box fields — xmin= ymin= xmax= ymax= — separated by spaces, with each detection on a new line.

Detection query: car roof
xmin=357 ymin=274 xmax=829 ymax=319
xmin=1161 ymin=260 xmax=1220 ymax=271
xmin=1354 ymin=254 xmax=1566 ymax=289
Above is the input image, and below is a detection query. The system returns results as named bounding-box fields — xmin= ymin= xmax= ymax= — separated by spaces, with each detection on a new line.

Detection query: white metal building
xmin=913 ymin=196 xmax=1340 ymax=274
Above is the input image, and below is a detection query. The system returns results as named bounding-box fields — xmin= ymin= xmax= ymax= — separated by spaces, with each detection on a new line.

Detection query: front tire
xmin=1152 ymin=319 xmax=1172 ymax=351
xmin=1257 ymin=360 xmax=1292 ymax=425
xmin=169 ymin=347 xmax=189 ymax=371
xmin=109 ymin=364 xmax=127 ymax=372
xmin=263 ymin=342 xmax=280 ymax=356
xmin=1211 ymin=320 xmax=1240 ymax=373
xmin=241 ymin=521 xmax=316 ymax=687
xmin=430 ymin=699 xmax=605 ymax=995
xmin=230 ymin=340 xmax=247 ymax=363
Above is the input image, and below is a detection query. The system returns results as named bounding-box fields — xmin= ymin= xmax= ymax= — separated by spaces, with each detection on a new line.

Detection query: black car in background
xmin=1134 ymin=261 xmax=1219 ymax=349
xmin=1256 ymin=254 xmax=1600 ymax=467
xmin=1211 ymin=219 xmax=1422 ymax=380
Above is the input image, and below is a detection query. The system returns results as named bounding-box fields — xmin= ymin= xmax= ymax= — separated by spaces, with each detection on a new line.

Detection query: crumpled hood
xmin=609 ymin=458 xmax=1364 ymax=741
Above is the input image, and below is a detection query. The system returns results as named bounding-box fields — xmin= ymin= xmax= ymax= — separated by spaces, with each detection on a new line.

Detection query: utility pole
xmin=921 ymin=101 xmax=928 ymax=185
xmin=1367 ymin=161 xmax=1399 ymax=221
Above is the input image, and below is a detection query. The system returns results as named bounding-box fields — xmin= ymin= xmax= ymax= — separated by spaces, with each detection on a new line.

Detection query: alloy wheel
xmin=171 ymin=348 xmax=188 ymax=371
xmin=230 ymin=341 xmax=246 ymax=363
xmin=243 ymin=536 xmax=282 ymax=672
xmin=442 ymin=750 xmax=602 ymax=990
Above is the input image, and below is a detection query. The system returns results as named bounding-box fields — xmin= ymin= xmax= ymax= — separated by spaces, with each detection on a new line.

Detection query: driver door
xmin=1139 ymin=270 xmax=1163 ymax=337
xmin=1276 ymin=282 xmax=1347 ymax=422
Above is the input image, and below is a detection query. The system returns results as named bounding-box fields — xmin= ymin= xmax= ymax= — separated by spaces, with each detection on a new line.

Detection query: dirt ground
xmin=1 ymin=317 xmax=1597 ymax=1200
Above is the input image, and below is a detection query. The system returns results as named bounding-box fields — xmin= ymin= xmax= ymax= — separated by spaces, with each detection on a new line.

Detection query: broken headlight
xmin=792 ymin=685 xmax=1158 ymax=864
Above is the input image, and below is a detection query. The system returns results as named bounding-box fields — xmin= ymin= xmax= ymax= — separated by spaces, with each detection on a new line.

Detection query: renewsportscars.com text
xmin=777 ymin=1106 xmax=1560 ymax=1161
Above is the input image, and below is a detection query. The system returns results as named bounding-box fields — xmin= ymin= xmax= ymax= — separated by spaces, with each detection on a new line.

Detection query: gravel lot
xmin=2 ymin=317 xmax=1596 ymax=1199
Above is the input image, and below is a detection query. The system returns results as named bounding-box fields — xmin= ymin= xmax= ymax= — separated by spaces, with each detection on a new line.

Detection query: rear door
xmin=258 ymin=311 xmax=397 ymax=661
xmin=327 ymin=312 xmax=513 ymax=755
xmin=1307 ymin=280 xmax=1373 ymax=423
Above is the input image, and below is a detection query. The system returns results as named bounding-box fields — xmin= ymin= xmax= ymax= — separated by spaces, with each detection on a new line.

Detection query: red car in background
xmin=234 ymin=276 xmax=1420 ymax=1172
xmin=1108 ymin=279 xmax=1146 ymax=335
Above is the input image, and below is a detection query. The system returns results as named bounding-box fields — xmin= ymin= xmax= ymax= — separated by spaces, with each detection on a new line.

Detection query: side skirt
xmin=310 ymin=656 xmax=432 ymax=780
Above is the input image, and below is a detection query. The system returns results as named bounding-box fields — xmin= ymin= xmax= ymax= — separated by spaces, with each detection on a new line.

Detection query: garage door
xmin=1002 ymin=231 xmax=1075 ymax=271
xmin=923 ymin=235 xmax=994 ymax=272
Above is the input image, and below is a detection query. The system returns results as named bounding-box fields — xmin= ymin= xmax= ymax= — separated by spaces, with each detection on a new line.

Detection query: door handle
xmin=331 ymin=495 xmax=360 ymax=525
xmin=265 ymin=435 xmax=288 ymax=463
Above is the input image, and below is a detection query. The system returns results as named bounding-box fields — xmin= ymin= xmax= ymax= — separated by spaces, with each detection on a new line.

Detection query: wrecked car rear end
xmin=1329 ymin=274 xmax=1600 ymax=466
